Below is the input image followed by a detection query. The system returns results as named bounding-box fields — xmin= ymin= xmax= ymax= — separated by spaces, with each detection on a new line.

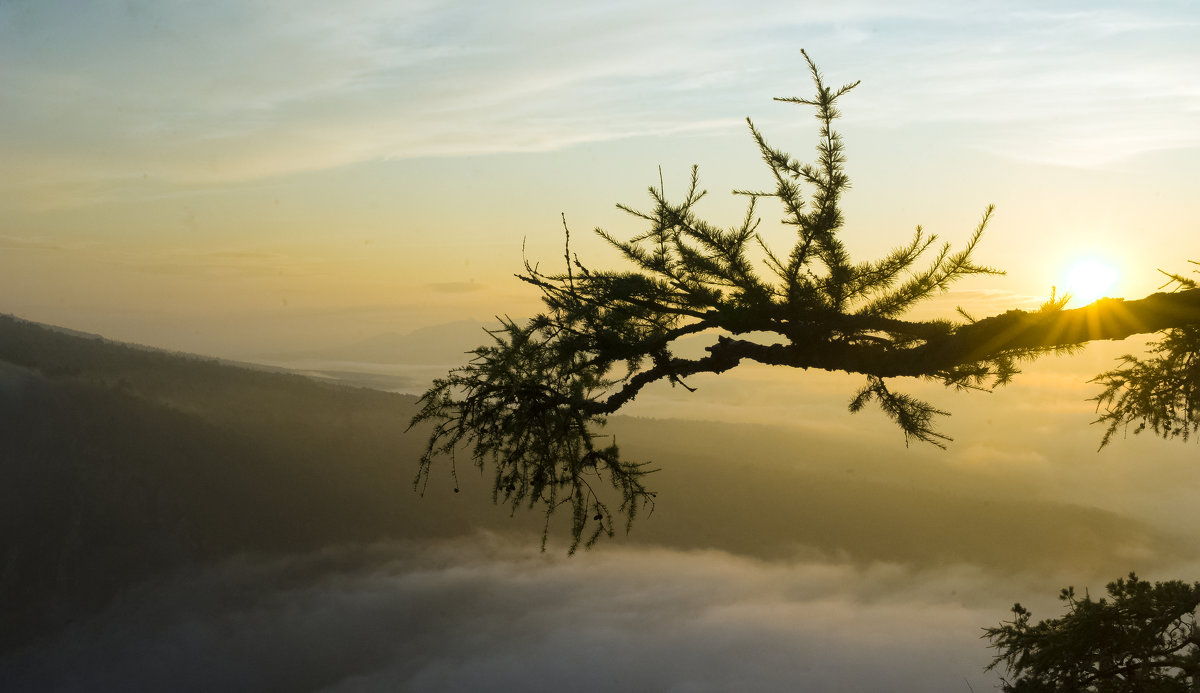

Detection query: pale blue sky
xmin=5 ymin=1 xmax=1199 ymax=185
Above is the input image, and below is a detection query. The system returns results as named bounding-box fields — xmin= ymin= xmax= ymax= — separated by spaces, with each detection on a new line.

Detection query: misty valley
xmin=2 ymin=313 xmax=1197 ymax=690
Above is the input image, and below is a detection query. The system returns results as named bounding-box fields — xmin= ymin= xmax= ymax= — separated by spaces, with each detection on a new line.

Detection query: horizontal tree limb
xmin=917 ymin=288 xmax=1200 ymax=369
xmin=584 ymin=289 xmax=1200 ymax=414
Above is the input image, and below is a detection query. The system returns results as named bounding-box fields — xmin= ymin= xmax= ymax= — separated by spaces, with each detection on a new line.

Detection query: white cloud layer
xmin=0 ymin=535 xmax=1055 ymax=692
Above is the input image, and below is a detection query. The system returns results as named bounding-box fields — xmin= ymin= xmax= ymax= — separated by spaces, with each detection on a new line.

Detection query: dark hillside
xmin=0 ymin=315 xmax=527 ymax=651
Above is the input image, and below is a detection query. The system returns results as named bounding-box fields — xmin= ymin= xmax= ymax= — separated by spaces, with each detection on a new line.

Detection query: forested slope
xmin=0 ymin=315 xmax=510 ymax=651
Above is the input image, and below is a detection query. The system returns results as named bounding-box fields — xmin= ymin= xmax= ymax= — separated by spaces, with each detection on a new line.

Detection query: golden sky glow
xmin=1 ymin=1 xmax=1198 ymax=356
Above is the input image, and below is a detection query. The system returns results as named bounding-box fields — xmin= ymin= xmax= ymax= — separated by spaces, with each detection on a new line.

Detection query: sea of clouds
xmin=0 ymin=533 xmax=1039 ymax=692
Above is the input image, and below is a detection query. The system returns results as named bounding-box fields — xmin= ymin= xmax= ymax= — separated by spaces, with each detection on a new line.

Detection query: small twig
xmin=561 ymin=213 xmax=574 ymax=291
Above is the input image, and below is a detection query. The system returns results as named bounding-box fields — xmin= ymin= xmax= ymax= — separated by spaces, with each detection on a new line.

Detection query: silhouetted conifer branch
xmin=410 ymin=54 xmax=1200 ymax=550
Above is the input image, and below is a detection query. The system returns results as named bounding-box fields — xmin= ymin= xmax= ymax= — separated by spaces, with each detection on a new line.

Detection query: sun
xmin=1062 ymin=258 xmax=1119 ymax=305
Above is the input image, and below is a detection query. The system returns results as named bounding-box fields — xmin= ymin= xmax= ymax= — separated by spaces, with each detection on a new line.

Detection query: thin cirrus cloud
xmin=425 ymin=280 xmax=484 ymax=294
xmin=0 ymin=233 xmax=98 ymax=253
xmin=1 ymin=0 xmax=1196 ymax=199
xmin=845 ymin=7 xmax=1200 ymax=165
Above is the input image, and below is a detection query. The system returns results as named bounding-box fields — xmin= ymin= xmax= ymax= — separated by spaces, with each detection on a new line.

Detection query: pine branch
xmin=411 ymin=52 xmax=1200 ymax=551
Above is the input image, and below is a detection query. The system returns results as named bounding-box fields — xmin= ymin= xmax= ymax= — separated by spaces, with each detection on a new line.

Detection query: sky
xmin=2 ymin=0 xmax=1199 ymax=357
xmin=3 ymin=3 xmax=1200 ymax=688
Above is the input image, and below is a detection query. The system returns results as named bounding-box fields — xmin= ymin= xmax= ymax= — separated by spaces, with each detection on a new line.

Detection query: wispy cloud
xmin=425 ymin=280 xmax=484 ymax=294
xmin=2 ymin=0 xmax=1195 ymax=201
xmin=0 ymin=234 xmax=97 ymax=252
xmin=841 ymin=7 xmax=1200 ymax=165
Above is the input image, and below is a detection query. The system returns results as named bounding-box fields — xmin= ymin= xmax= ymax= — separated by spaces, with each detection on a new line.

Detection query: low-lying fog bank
xmin=1 ymin=534 xmax=1043 ymax=692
